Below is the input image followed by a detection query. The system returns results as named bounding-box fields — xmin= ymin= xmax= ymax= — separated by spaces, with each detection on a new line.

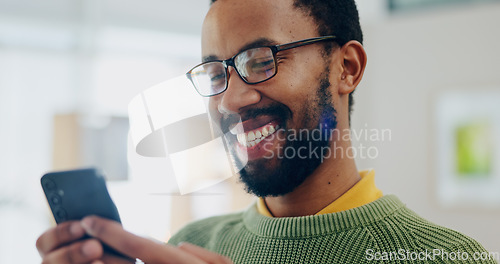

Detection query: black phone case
xmin=41 ymin=168 xmax=121 ymax=224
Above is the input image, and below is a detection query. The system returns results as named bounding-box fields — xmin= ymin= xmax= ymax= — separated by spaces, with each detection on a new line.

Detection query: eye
xmin=249 ymin=57 xmax=275 ymax=74
xmin=234 ymin=47 xmax=276 ymax=82
xmin=209 ymin=71 xmax=225 ymax=87
xmin=251 ymin=58 xmax=274 ymax=71
xmin=210 ymin=73 xmax=224 ymax=81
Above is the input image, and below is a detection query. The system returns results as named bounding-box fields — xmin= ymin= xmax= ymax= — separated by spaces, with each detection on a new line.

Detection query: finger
xmin=81 ymin=216 xmax=205 ymax=264
xmin=42 ymin=238 xmax=102 ymax=264
xmin=37 ymin=221 xmax=86 ymax=257
xmin=178 ymin=243 xmax=233 ymax=264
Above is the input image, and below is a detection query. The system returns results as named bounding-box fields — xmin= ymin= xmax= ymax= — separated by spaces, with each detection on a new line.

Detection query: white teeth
xmin=247 ymin=131 xmax=256 ymax=141
xmin=236 ymin=123 xmax=279 ymax=148
xmin=262 ymin=127 xmax=269 ymax=137
xmin=269 ymin=125 xmax=276 ymax=134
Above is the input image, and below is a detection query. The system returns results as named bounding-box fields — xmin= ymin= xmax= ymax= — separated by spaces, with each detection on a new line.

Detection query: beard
xmin=224 ymin=74 xmax=338 ymax=197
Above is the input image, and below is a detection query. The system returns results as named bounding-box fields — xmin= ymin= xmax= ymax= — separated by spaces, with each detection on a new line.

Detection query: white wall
xmin=0 ymin=47 xmax=78 ymax=264
xmin=353 ymin=1 xmax=500 ymax=252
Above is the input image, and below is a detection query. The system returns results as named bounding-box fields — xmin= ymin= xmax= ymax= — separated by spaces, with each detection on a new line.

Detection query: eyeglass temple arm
xmin=275 ymin=35 xmax=337 ymax=52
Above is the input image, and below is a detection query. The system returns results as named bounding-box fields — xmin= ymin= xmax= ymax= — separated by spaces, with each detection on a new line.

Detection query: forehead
xmin=201 ymin=0 xmax=318 ymax=59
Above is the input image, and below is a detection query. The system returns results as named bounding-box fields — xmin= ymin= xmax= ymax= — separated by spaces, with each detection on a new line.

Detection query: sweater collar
xmin=243 ymin=195 xmax=404 ymax=239
xmin=256 ymin=170 xmax=383 ymax=217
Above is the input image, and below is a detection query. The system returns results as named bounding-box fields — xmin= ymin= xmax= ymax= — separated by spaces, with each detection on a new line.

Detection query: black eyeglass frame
xmin=186 ymin=35 xmax=338 ymax=97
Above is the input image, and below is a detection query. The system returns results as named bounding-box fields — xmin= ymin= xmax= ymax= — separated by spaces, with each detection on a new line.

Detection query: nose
xmin=218 ymin=67 xmax=261 ymax=115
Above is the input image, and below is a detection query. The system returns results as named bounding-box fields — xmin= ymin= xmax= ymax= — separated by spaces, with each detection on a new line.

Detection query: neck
xmin=263 ymin=138 xmax=360 ymax=217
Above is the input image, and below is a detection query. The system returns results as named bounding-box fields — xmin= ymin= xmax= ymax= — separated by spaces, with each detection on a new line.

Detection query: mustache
xmin=220 ymin=103 xmax=292 ymax=133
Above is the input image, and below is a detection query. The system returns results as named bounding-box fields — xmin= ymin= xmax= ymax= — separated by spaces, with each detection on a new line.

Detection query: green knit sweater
xmin=169 ymin=195 xmax=497 ymax=263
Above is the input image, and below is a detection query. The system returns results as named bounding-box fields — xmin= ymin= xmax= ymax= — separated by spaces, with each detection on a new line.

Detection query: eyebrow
xmin=202 ymin=38 xmax=277 ymax=63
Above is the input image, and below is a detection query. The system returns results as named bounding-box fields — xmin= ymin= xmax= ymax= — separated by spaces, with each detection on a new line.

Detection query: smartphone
xmin=41 ymin=168 xmax=121 ymax=224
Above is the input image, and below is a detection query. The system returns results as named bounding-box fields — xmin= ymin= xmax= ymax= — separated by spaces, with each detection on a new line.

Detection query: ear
xmin=337 ymin=41 xmax=367 ymax=95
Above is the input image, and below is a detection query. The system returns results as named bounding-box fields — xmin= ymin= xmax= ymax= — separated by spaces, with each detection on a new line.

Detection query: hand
xmin=36 ymin=216 xmax=233 ymax=264
xmin=36 ymin=220 xmax=109 ymax=263
xmin=81 ymin=216 xmax=233 ymax=264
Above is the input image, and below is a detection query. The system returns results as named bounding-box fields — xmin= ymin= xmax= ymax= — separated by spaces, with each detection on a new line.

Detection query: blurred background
xmin=0 ymin=0 xmax=499 ymax=262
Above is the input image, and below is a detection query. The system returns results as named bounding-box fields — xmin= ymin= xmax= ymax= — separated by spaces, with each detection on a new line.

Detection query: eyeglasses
xmin=186 ymin=35 xmax=337 ymax=97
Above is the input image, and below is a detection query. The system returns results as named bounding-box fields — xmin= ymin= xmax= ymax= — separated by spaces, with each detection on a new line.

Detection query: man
xmin=37 ymin=0 xmax=495 ymax=263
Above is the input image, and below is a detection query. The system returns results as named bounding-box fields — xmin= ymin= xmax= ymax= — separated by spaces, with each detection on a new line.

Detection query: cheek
xmin=282 ymin=68 xmax=326 ymax=120
xmin=281 ymin=52 xmax=326 ymax=94
xmin=296 ymin=95 xmax=323 ymax=128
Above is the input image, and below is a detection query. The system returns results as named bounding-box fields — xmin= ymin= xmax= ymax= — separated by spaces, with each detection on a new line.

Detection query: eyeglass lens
xmin=189 ymin=47 xmax=276 ymax=96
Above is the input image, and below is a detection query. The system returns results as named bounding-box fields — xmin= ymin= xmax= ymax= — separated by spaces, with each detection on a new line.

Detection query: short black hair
xmin=209 ymin=0 xmax=363 ymax=123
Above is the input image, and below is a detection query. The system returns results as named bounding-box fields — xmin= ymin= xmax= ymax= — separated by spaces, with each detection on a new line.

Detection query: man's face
xmin=203 ymin=0 xmax=342 ymax=197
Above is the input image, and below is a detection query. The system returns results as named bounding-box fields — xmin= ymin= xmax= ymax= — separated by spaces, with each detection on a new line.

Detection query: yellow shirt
xmin=257 ymin=170 xmax=383 ymax=217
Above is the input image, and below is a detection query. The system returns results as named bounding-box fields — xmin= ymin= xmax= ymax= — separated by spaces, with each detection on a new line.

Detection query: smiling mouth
xmin=233 ymin=123 xmax=280 ymax=148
